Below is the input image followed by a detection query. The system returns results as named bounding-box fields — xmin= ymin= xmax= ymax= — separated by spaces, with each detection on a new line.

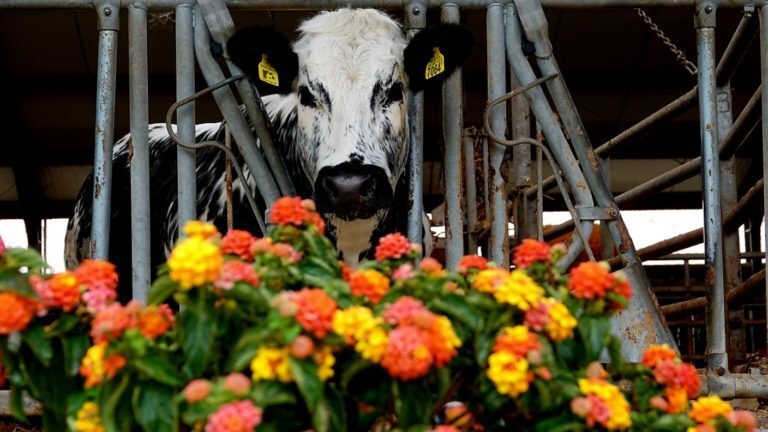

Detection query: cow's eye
xmin=384 ymin=82 xmax=403 ymax=105
xmin=299 ymin=86 xmax=317 ymax=108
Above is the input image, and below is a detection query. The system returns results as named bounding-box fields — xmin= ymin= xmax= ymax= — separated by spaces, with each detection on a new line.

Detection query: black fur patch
xmin=227 ymin=27 xmax=298 ymax=95
xmin=404 ymin=23 xmax=474 ymax=92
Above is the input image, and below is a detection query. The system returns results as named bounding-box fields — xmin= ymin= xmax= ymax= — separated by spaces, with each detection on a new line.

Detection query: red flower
xmin=214 ymin=261 xmax=260 ymax=290
xmin=375 ymin=233 xmax=412 ymax=261
xmin=221 ymin=230 xmax=256 ymax=261
xmin=75 ymin=259 xmax=119 ymax=293
xmin=652 ymin=360 xmax=701 ymax=398
xmin=0 ymin=292 xmax=36 ymax=334
xmin=568 ymin=261 xmax=615 ymax=299
xmin=383 ymin=297 xmax=428 ymax=326
xmin=269 ymin=197 xmax=325 ymax=233
xmin=292 ymin=288 xmax=337 ymax=339
xmin=381 ymin=325 xmax=434 ymax=380
xmin=456 ymin=255 xmax=488 ymax=274
xmin=513 ymin=239 xmax=552 ymax=269
xmin=349 ymin=269 xmax=390 ymax=304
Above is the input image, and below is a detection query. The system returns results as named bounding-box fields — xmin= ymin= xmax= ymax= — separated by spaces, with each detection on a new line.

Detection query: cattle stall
xmin=0 ymin=0 xmax=766 ymax=400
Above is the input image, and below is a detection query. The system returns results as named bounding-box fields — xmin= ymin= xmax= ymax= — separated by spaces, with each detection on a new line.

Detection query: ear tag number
xmin=258 ymin=54 xmax=280 ymax=87
xmin=425 ymin=47 xmax=445 ymax=80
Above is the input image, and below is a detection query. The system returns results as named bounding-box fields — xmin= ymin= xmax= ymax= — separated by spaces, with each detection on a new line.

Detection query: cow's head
xmin=228 ymin=9 xmax=472 ymax=223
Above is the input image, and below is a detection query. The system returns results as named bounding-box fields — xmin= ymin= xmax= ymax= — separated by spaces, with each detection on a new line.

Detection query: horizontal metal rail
xmin=0 ymin=0 xmax=761 ymax=9
xmin=661 ymin=269 xmax=766 ymax=315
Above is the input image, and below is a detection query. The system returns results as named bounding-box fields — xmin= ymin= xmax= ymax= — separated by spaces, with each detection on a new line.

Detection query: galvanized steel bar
xmin=176 ymin=3 xmax=197 ymax=234
xmin=128 ymin=3 xmax=151 ymax=300
xmin=486 ymin=3 xmax=509 ymax=266
xmin=760 ymin=3 xmax=768 ymax=353
xmin=463 ymin=129 xmax=478 ymax=253
xmin=695 ymin=0 xmax=727 ymax=373
xmin=441 ymin=3 xmax=464 ymax=269
xmin=509 ymin=72 xmax=534 ymax=243
xmin=406 ymin=2 xmax=426 ymax=247
xmin=90 ymin=0 xmax=119 ymax=260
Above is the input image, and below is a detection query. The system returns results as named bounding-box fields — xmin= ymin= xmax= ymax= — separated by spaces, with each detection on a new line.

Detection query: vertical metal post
xmin=176 ymin=3 xmax=197 ymax=234
xmin=128 ymin=3 xmax=151 ymax=299
xmin=487 ymin=3 xmax=509 ymax=266
xmin=509 ymin=72 xmax=533 ymax=244
xmin=91 ymin=0 xmax=119 ymax=260
xmin=759 ymin=4 xmax=768 ymax=351
xmin=441 ymin=3 xmax=464 ymax=269
xmin=406 ymin=2 xmax=426 ymax=247
xmin=696 ymin=0 xmax=727 ymax=373
xmin=463 ymin=129 xmax=478 ymax=253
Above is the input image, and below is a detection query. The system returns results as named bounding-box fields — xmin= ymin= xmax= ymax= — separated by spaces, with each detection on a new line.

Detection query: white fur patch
xmin=331 ymin=214 xmax=383 ymax=267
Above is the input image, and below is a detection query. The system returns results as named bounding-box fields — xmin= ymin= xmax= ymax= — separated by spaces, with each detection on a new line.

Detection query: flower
xmin=494 ymin=270 xmax=543 ymax=311
xmin=269 ymin=197 xmax=325 ymax=233
xmin=577 ymin=378 xmax=632 ymax=430
xmin=82 ymin=287 xmax=117 ymax=314
xmin=270 ymin=243 xmax=303 ymax=263
xmin=75 ymin=259 xmax=119 ymax=292
xmin=80 ymin=342 xmax=126 ymax=388
xmin=332 ymin=306 xmax=389 ymax=362
xmin=332 ymin=306 xmax=376 ymax=342
xmin=419 ymin=257 xmax=445 ymax=276
xmin=223 ymin=373 xmax=251 ymax=395
xmin=292 ymin=288 xmax=337 ymax=339
xmin=73 ymin=402 xmax=105 ymax=432
xmin=381 ymin=325 xmax=434 ymax=380
xmin=0 ymin=291 xmax=37 ymax=334
xmin=427 ymin=315 xmax=461 ymax=367
xmin=183 ymin=221 xmax=219 ymax=239
xmin=168 ymin=236 xmax=223 ymax=289
xmin=542 ymin=298 xmax=577 ymax=341
xmin=90 ymin=302 xmax=136 ymax=343
xmin=382 ymin=296 xmax=428 ymax=326
xmin=727 ymin=411 xmax=757 ymax=432
xmin=432 ymin=426 xmax=460 ymax=432
xmin=568 ymin=261 xmax=615 ymax=299
xmin=487 ymin=351 xmax=532 ymax=398
xmin=32 ymin=272 xmax=81 ymax=312
xmin=641 ymin=344 xmax=678 ymax=369
xmin=315 ymin=346 xmax=336 ymax=381
xmin=0 ymin=236 xmax=5 ymax=256
xmin=251 ymin=347 xmax=293 ymax=383
xmin=456 ymin=255 xmax=488 ymax=274
xmin=183 ymin=379 xmax=212 ymax=403
xmin=214 ymin=261 xmax=260 ymax=290
xmin=653 ymin=360 xmax=701 ymax=398
xmin=665 ymin=387 xmax=689 ymax=414
xmin=513 ymin=239 xmax=552 ymax=269
xmin=221 ymin=230 xmax=256 ymax=261
xmin=375 ymin=233 xmax=412 ymax=261
xmin=355 ymin=323 xmax=389 ymax=363
xmin=689 ymin=396 xmax=732 ymax=423
xmin=205 ymin=400 xmax=263 ymax=432
xmin=392 ymin=263 xmax=415 ymax=281
xmin=349 ymin=269 xmax=390 ymax=304
xmin=289 ymin=334 xmax=316 ymax=359
xmin=493 ymin=325 xmax=541 ymax=358
xmin=137 ymin=304 xmax=175 ymax=339
xmin=471 ymin=268 xmax=508 ymax=294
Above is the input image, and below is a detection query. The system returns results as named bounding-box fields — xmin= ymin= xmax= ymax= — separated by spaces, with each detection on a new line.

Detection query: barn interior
xmin=0 ymin=5 xmax=764 ymax=367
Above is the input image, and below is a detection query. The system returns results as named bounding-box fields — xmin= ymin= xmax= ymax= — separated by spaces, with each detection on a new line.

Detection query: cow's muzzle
xmin=314 ymin=163 xmax=393 ymax=220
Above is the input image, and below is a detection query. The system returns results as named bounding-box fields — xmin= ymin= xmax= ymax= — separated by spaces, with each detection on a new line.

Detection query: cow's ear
xmin=404 ymin=24 xmax=474 ymax=93
xmin=227 ymin=26 xmax=298 ymax=95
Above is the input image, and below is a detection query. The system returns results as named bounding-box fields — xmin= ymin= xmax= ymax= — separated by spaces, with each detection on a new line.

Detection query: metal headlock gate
xmin=2 ymin=0 xmax=768 ymax=399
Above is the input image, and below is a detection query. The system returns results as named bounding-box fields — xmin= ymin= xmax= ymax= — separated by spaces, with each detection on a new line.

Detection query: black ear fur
xmin=226 ymin=26 xmax=298 ymax=95
xmin=404 ymin=23 xmax=474 ymax=92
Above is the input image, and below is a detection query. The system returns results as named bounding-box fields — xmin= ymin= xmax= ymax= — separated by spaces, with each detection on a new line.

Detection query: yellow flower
xmin=689 ymin=395 xmax=732 ymax=423
xmin=487 ymin=351 xmax=531 ymax=397
xmin=332 ymin=306 xmax=375 ymax=342
xmin=168 ymin=236 xmax=223 ymax=289
xmin=315 ymin=346 xmax=336 ymax=381
xmin=578 ymin=378 xmax=632 ymax=430
xmin=472 ymin=268 xmax=509 ymax=294
xmin=80 ymin=343 xmax=106 ymax=389
xmin=182 ymin=221 xmax=219 ymax=239
xmin=494 ymin=270 xmax=544 ymax=311
xmin=544 ymin=299 xmax=577 ymax=341
xmin=355 ymin=323 xmax=389 ymax=363
xmin=74 ymin=402 xmax=104 ymax=432
xmin=251 ymin=347 xmax=293 ymax=383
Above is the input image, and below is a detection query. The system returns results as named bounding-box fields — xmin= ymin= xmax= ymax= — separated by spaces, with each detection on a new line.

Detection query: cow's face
xmin=228 ymin=9 xmax=473 ymax=222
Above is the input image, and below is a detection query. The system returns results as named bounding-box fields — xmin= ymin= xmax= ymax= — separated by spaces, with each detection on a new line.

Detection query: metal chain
xmin=635 ymin=8 xmax=698 ymax=76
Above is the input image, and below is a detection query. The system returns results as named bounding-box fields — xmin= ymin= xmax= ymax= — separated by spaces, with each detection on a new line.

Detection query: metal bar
xmin=463 ymin=129 xmax=478 ymax=253
xmin=441 ymin=3 xmax=464 ymax=269
xmin=176 ymin=2 xmax=197 ymax=234
xmin=90 ymin=0 xmax=119 ymax=260
xmin=695 ymin=0 xmax=727 ymax=373
xmin=509 ymin=71 xmax=534 ymax=244
xmin=128 ymin=3 xmax=151 ymax=300
xmin=1 ymin=0 xmax=761 ymax=10
xmin=487 ymin=3 xmax=509 ymax=266
xmin=406 ymin=2 xmax=426 ymax=247
xmin=705 ymin=372 xmax=768 ymax=400
xmin=194 ymin=10 xmax=281 ymax=207
xmin=662 ymin=269 xmax=766 ymax=316
xmin=760 ymin=4 xmax=768 ymax=352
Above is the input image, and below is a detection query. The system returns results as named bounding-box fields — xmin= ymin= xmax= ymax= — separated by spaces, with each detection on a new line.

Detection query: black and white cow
xmin=66 ymin=8 xmax=472 ymax=294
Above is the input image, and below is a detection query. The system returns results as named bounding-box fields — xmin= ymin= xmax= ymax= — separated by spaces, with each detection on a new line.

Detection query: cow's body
xmin=66 ymin=9 xmax=471 ymax=293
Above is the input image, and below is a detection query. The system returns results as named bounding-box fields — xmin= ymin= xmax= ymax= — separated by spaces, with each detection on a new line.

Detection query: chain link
xmin=635 ymin=8 xmax=698 ymax=76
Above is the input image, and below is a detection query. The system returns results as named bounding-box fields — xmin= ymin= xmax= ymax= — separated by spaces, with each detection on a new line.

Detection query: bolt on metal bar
xmin=176 ymin=3 xmax=197 ymax=234
xmin=90 ymin=0 xmax=119 ymax=260
xmin=760 ymin=4 xmax=768 ymax=353
xmin=487 ymin=3 xmax=510 ymax=266
xmin=463 ymin=129 xmax=479 ymax=253
xmin=128 ymin=3 xmax=151 ymax=300
xmin=695 ymin=0 xmax=727 ymax=373
xmin=441 ymin=3 xmax=464 ymax=269
xmin=406 ymin=2 xmax=426 ymax=247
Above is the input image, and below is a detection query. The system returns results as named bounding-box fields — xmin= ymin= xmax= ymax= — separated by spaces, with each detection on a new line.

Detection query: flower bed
xmin=0 ymin=197 xmax=758 ymax=431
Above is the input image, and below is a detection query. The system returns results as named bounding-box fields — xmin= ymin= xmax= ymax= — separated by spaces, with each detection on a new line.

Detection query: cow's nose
xmin=322 ymin=172 xmax=373 ymax=207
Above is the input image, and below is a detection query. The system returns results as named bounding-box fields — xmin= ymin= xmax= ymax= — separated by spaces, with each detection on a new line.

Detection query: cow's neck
xmin=326 ymin=214 xmax=384 ymax=267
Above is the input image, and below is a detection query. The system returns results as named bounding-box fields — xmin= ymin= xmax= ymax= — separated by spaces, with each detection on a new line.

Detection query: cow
xmin=65 ymin=8 xmax=473 ymax=296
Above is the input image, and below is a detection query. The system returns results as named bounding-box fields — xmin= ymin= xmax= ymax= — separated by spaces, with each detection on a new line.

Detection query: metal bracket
xmin=94 ymin=0 xmax=119 ymax=31
xmin=575 ymin=206 xmax=619 ymax=221
xmin=695 ymin=0 xmax=718 ymax=29
xmin=405 ymin=1 xmax=427 ymax=31
xmin=197 ymin=0 xmax=236 ymax=43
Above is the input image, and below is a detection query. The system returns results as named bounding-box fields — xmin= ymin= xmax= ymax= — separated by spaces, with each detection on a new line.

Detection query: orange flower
xmin=269 ymin=197 xmax=325 ymax=233
xmin=493 ymin=325 xmax=541 ymax=358
xmin=90 ymin=302 xmax=137 ymax=343
xmin=689 ymin=396 xmax=732 ymax=423
xmin=653 ymin=360 xmax=701 ymax=398
xmin=349 ymin=269 xmax=390 ymax=304
xmin=214 ymin=261 xmax=260 ymax=290
xmin=75 ymin=259 xmax=119 ymax=292
xmin=47 ymin=272 xmax=82 ymax=311
xmin=426 ymin=316 xmax=461 ymax=367
xmin=339 ymin=261 xmax=352 ymax=282
xmin=183 ymin=379 xmax=212 ymax=403
xmin=292 ymin=288 xmax=337 ymax=339
xmin=665 ymin=387 xmax=688 ymax=414
xmin=641 ymin=344 xmax=678 ymax=368
xmin=221 ymin=230 xmax=256 ymax=261
xmin=381 ymin=325 xmax=434 ymax=381
xmin=375 ymin=233 xmax=412 ymax=261
xmin=568 ymin=261 xmax=615 ymax=299
xmin=80 ymin=342 xmax=126 ymax=388
xmin=513 ymin=239 xmax=552 ymax=269
xmin=0 ymin=292 xmax=36 ymax=334
xmin=137 ymin=304 xmax=175 ymax=339
xmin=456 ymin=255 xmax=488 ymax=274
xmin=419 ymin=257 xmax=445 ymax=276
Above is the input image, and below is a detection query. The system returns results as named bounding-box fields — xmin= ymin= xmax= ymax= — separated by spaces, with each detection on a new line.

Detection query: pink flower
xmin=82 ymin=286 xmax=117 ymax=314
xmin=214 ymin=261 xmax=260 ymax=290
xmin=223 ymin=373 xmax=251 ymax=396
xmin=205 ymin=400 xmax=263 ymax=432
xmin=392 ymin=264 xmax=415 ymax=281
xmin=183 ymin=379 xmax=212 ymax=403
xmin=382 ymin=296 xmax=428 ymax=326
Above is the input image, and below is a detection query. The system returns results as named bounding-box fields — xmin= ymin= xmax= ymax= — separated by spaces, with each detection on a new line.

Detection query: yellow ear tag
xmin=258 ymin=54 xmax=280 ymax=87
xmin=425 ymin=47 xmax=445 ymax=80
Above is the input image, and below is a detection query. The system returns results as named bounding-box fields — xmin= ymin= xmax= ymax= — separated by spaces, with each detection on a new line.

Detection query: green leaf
xmin=0 ymin=271 xmax=36 ymax=297
xmin=98 ymin=373 xmax=131 ymax=432
xmin=180 ymin=292 xmax=215 ymax=378
xmin=340 ymin=358 xmax=375 ymax=391
xmin=250 ymin=381 xmax=297 ymax=407
xmin=132 ymin=382 xmax=178 ymax=432
xmin=393 ymin=380 xmax=432 ymax=428
xmin=6 ymin=247 xmax=47 ymax=271
xmin=429 ymin=294 xmax=480 ymax=330
xmin=148 ymin=276 xmax=178 ymax=305
xmin=323 ymin=386 xmax=347 ymax=432
xmin=288 ymin=358 xmax=330 ymax=432
xmin=228 ymin=282 xmax=271 ymax=308
xmin=21 ymin=323 xmax=52 ymax=367
xmin=9 ymin=384 xmax=29 ymax=423
xmin=578 ymin=315 xmax=610 ymax=362
xmin=62 ymin=333 xmax=90 ymax=377
xmin=49 ymin=313 xmax=83 ymax=336
xmin=227 ymin=327 xmax=271 ymax=371
xmin=133 ymin=350 xmax=184 ymax=387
